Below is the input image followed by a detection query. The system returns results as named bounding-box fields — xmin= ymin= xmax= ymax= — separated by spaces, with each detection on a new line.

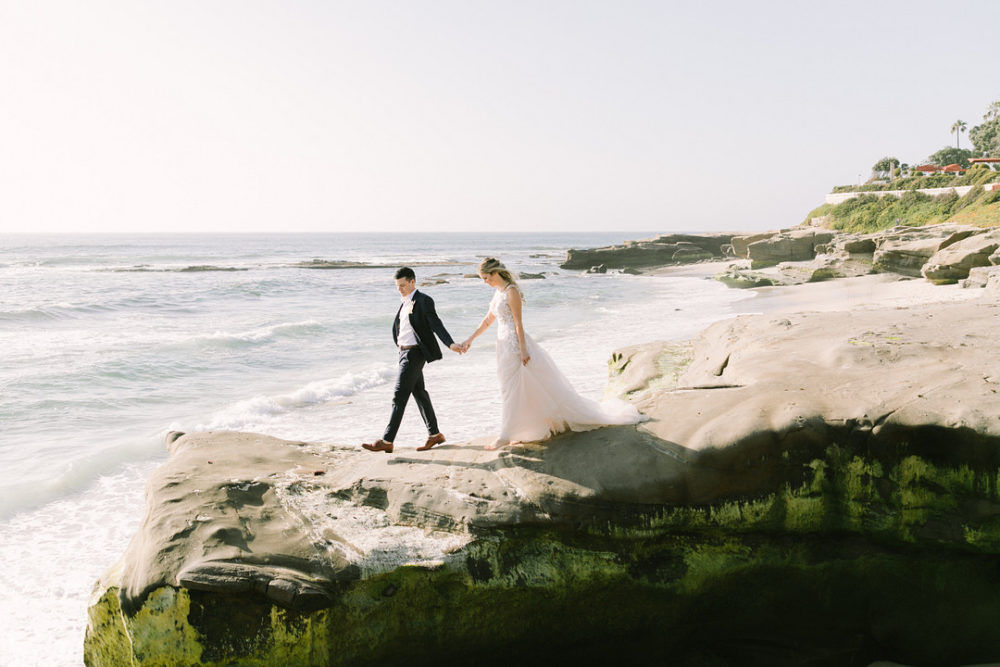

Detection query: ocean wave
xmin=0 ymin=302 xmax=120 ymax=323
xmin=105 ymin=264 xmax=251 ymax=273
xmin=181 ymin=320 xmax=326 ymax=348
xmin=293 ymin=258 xmax=465 ymax=270
xmin=0 ymin=432 xmax=163 ymax=519
xmin=0 ymin=460 xmax=152 ymax=666
xmin=0 ymin=293 xmax=201 ymax=323
xmin=196 ymin=365 xmax=396 ymax=431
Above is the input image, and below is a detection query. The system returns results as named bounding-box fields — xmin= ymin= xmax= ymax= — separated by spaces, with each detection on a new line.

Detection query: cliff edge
xmin=86 ymin=295 xmax=1000 ymax=666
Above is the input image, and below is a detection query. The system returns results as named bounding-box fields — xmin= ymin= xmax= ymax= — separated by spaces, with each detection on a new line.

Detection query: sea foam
xmin=196 ymin=365 xmax=398 ymax=432
xmin=1 ymin=231 xmax=736 ymax=666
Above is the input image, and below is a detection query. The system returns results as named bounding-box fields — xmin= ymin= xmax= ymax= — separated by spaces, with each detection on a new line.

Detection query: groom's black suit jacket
xmin=392 ymin=290 xmax=455 ymax=363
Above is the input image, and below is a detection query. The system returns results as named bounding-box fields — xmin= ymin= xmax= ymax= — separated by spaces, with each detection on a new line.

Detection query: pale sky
xmin=1 ymin=0 xmax=997 ymax=234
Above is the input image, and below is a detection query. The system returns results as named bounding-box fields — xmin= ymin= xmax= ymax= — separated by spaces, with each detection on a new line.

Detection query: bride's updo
xmin=479 ymin=257 xmax=524 ymax=298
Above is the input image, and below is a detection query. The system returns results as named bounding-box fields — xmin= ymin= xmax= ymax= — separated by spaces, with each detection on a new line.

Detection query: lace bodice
xmin=489 ymin=286 xmax=520 ymax=352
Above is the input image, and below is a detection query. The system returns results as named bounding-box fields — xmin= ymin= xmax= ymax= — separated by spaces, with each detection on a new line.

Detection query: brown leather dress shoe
xmin=416 ymin=432 xmax=446 ymax=451
xmin=362 ymin=439 xmax=394 ymax=453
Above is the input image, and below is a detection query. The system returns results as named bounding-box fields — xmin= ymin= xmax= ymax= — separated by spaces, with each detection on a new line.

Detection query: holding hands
xmin=450 ymin=342 xmax=470 ymax=354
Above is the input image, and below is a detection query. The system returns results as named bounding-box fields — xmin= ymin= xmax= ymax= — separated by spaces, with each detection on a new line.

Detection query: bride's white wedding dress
xmin=489 ymin=285 xmax=644 ymax=444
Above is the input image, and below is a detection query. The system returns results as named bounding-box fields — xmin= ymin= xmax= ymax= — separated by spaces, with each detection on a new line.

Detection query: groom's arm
xmin=421 ymin=294 xmax=455 ymax=348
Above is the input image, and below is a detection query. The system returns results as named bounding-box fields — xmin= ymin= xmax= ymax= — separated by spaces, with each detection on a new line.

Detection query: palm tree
xmin=951 ymin=120 xmax=967 ymax=149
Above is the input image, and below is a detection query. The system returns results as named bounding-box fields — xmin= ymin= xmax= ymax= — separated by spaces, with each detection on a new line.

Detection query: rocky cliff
xmin=86 ymin=292 xmax=1000 ymax=666
xmin=715 ymin=223 xmax=1000 ymax=290
xmin=560 ymin=233 xmax=735 ymax=271
xmin=561 ymin=224 xmax=1000 ymax=294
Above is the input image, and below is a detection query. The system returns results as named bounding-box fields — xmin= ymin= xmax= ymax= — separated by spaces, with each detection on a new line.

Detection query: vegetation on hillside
xmin=809 ymin=98 xmax=1000 ymax=233
xmin=805 ymin=185 xmax=1000 ymax=233
xmin=831 ymin=164 xmax=1000 ymax=193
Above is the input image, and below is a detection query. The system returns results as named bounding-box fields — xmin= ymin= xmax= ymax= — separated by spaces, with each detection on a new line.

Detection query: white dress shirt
xmin=397 ymin=291 xmax=418 ymax=347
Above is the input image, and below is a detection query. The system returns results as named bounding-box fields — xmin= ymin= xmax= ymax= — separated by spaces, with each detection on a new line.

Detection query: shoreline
xmin=644 ymin=256 xmax=986 ymax=316
xmin=82 ymin=230 xmax=1000 ymax=666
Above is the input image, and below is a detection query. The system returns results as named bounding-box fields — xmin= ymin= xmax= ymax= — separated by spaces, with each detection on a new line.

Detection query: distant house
xmin=914 ymin=163 xmax=964 ymax=175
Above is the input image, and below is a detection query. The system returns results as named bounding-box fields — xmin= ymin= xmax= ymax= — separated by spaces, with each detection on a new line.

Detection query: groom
xmin=362 ymin=267 xmax=464 ymax=454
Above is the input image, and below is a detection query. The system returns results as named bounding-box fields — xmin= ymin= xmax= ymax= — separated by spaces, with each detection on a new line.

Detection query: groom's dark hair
xmin=395 ymin=267 xmax=415 ymax=281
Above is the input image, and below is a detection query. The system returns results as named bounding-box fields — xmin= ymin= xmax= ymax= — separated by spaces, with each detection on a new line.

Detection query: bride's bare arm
xmin=507 ymin=289 xmax=530 ymax=365
xmin=462 ymin=311 xmax=495 ymax=349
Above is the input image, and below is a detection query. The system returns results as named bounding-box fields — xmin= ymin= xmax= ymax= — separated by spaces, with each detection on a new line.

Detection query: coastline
xmin=646 ymin=256 xmax=984 ymax=315
xmin=82 ymin=228 xmax=1000 ymax=666
xmin=2 ymin=231 xmax=678 ymax=667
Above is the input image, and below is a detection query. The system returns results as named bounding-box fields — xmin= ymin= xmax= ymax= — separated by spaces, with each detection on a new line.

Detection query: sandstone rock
xmin=730 ymin=232 xmax=775 ymax=258
xmin=561 ymin=233 xmax=734 ymax=270
xmin=842 ymin=237 xmax=877 ymax=254
xmin=670 ymin=242 xmax=714 ymax=263
xmin=922 ymin=230 xmax=1000 ymax=284
xmin=716 ymin=254 xmax=872 ymax=289
xmin=962 ymin=265 xmax=1000 ymax=289
xmin=715 ymin=267 xmax=775 ymax=288
xmin=873 ymin=237 xmax=942 ymax=277
xmin=799 ymin=253 xmax=873 ymax=281
xmin=86 ymin=296 xmax=1000 ymax=666
xmin=606 ymin=341 xmax=692 ymax=398
xmin=746 ymin=229 xmax=838 ymax=269
xmin=868 ymin=224 xmax=982 ymax=277
xmin=937 ymin=227 xmax=982 ymax=250
xmin=517 ymin=272 xmax=545 ymax=280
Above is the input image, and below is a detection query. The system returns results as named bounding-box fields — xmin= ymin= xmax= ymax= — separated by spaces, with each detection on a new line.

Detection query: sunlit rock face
xmin=561 ymin=233 xmax=735 ymax=271
xmin=87 ymin=298 xmax=1000 ymax=666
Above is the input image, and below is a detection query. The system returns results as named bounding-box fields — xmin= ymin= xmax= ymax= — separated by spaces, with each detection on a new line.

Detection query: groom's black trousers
xmin=383 ymin=347 xmax=439 ymax=443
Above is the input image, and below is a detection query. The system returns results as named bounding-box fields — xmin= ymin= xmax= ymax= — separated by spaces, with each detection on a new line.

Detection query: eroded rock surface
xmin=561 ymin=233 xmax=735 ymax=270
xmin=922 ymin=228 xmax=1000 ymax=284
xmin=746 ymin=228 xmax=836 ymax=268
xmin=87 ymin=295 xmax=1000 ymax=667
xmin=569 ymin=224 xmax=1000 ymax=290
xmin=871 ymin=224 xmax=980 ymax=277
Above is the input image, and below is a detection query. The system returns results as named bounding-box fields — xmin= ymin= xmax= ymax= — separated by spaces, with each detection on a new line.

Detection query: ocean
xmin=0 ymin=232 xmax=756 ymax=666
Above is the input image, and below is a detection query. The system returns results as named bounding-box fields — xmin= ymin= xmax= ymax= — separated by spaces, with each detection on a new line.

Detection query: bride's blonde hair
xmin=478 ymin=257 xmax=524 ymax=298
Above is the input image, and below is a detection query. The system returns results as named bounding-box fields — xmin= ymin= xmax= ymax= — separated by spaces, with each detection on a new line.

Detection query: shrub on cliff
xmin=953 ymin=185 xmax=986 ymax=213
xmin=955 ymin=165 xmax=1000 ymax=186
xmin=828 ymin=194 xmax=897 ymax=233
xmin=822 ymin=188 xmax=1000 ymax=232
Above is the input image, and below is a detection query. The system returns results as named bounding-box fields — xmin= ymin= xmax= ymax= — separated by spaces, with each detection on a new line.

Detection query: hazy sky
xmin=2 ymin=1 xmax=997 ymax=234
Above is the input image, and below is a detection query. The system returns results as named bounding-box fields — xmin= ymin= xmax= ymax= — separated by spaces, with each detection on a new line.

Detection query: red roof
xmin=942 ymin=163 xmax=964 ymax=172
xmin=915 ymin=164 xmax=940 ymax=172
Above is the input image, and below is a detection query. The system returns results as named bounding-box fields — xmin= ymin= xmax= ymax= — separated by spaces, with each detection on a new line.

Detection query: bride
xmin=461 ymin=257 xmax=644 ymax=450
